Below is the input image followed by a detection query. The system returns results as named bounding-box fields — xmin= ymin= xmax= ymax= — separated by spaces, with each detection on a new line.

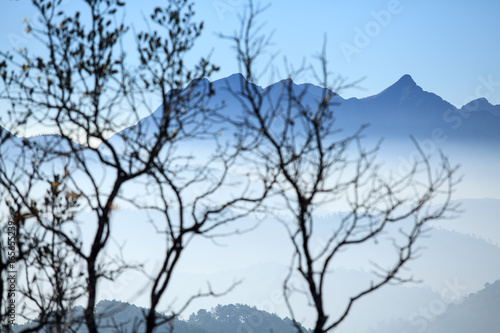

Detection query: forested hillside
xmin=13 ymin=301 xmax=310 ymax=333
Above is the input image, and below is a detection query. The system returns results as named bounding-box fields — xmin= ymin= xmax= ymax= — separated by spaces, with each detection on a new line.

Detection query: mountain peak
xmin=463 ymin=97 xmax=492 ymax=109
xmin=461 ymin=97 xmax=500 ymax=116
xmin=367 ymin=74 xmax=422 ymax=102
xmin=212 ymin=73 xmax=249 ymax=91
xmin=218 ymin=73 xmax=246 ymax=85
xmin=395 ymin=74 xmax=417 ymax=87
xmin=225 ymin=72 xmax=246 ymax=81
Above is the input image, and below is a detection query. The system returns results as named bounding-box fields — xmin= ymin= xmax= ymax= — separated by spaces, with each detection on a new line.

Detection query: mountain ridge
xmin=129 ymin=72 xmax=500 ymax=145
xmin=1 ymin=73 xmax=498 ymax=142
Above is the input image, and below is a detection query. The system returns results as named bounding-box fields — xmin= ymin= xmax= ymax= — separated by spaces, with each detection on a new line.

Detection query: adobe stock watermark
xmin=395 ymin=73 xmax=500 ymax=178
xmin=339 ymin=0 xmax=406 ymax=63
xmin=4 ymin=221 xmax=18 ymax=325
xmin=443 ymin=74 xmax=500 ymax=130
xmin=7 ymin=12 xmax=40 ymax=50
xmin=405 ymin=278 xmax=467 ymax=333
xmin=213 ymin=0 xmax=245 ymax=21
xmin=7 ymin=1 xmax=71 ymax=50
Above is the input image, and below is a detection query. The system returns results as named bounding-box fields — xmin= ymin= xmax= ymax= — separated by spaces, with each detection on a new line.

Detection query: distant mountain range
xmin=12 ymin=279 xmax=500 ymax=332
xmin=369 ymin=278 xmax=500 ymax=333
xmin=111 ymin=73 xmax=500 ymax=147
xmin=335 ymin=74 xmax=500 ymax=140
xmin=2 ymin=73 xmax=498 ymax=149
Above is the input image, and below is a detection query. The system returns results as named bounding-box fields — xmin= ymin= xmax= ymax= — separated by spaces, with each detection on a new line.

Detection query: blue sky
xmin=1 ymin=0 xmax=499 ymax=107
xmin=193 ymin=0 xmax=500 ymax=107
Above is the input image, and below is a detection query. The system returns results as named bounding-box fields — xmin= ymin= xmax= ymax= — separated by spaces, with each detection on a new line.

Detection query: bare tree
xmin=222 ymin=2 xmax=460 ymax=332
xmin=0 ymin=0 xmax=269 ymax=332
